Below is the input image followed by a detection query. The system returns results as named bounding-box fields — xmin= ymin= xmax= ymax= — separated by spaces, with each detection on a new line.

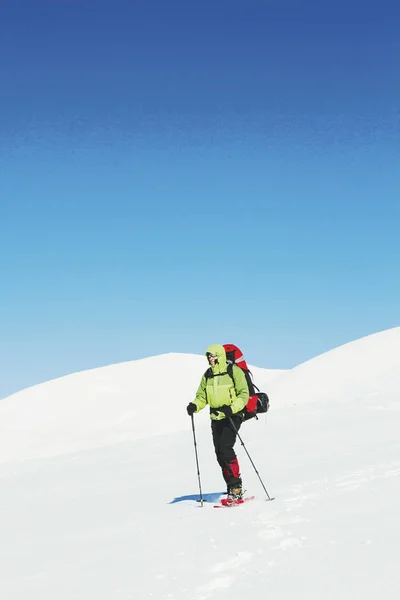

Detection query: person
xmin=186 ymin=344 xmax=249 ymax=500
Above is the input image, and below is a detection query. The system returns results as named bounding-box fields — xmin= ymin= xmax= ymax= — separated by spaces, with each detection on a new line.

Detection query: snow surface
xmin=0 ymin=353 xmax=283 ymax=463
xmin=0 ymin=329 xmax=400 ymax=599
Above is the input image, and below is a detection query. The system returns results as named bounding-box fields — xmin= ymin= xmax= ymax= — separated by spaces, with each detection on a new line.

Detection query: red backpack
xmin=205 ymin=343 xmax=270 ymax=420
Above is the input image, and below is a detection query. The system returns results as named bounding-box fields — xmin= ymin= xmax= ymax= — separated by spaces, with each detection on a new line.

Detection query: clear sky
xmin=1 ymin=0 xmax=399 ymax=398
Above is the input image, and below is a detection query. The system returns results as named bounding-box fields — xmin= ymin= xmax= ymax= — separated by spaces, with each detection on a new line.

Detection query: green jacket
xmin=193 ymin=344 xmax=249 ymax=420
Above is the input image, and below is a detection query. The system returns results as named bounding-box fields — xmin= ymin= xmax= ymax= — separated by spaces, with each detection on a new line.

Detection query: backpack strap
xmin=206 ymin=364 xmax=255 ymax=392
xmin=204 ymin=367 xmax=212 ymax=380
xmin=247 ymin=369 xmax=260 ymax=393
xmin=204 ymin=365 xmax=234 ymax=380
xmin=227 ymin=363 xmax=234 ymax=381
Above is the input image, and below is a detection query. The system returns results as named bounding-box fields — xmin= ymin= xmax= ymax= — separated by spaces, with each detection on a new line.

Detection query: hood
xmin=206 ymin=344 xmax=227 ymax=374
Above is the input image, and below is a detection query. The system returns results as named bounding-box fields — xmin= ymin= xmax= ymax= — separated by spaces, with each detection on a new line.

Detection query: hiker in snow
xmin=186 ymin=344 xmax=249 ymax=501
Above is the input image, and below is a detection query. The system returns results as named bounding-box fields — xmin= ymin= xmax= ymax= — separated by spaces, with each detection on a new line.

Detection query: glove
xmin=219 ymin=405 xmax=233 ymax=418
xmin=186 ymin=403 xmax=197 ymax=416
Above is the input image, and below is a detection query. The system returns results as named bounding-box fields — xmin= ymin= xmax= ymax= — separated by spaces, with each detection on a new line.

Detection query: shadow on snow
xmin=169 ymin=491 xmax=225 ymax=504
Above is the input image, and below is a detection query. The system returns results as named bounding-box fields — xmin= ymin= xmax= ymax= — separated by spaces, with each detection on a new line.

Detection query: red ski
xmin=213 ymin=495 xmax=255 ymax=508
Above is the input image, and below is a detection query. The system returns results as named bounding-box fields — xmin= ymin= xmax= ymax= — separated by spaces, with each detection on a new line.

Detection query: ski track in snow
xmin=211 ymin=551 xmax=253 ymax=573
xmin=189 ymin=494 xmax=311 ymax=599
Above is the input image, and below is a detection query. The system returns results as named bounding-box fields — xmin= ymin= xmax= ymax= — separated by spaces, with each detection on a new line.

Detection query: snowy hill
xmin=267 ymin=326 xmax=400 ymax=407
xmin=0 ymin=353 xmax=283 ymax=463
xmin=1 ymin=329 xmax=400 ymax=600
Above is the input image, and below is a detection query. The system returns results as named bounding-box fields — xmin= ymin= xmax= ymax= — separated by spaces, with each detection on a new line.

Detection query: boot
xmin=227 ymin=486 xmax=243 ymax=501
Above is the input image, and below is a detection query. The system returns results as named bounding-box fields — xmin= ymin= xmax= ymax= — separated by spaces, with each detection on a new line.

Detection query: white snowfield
xmin=0 ymin=328 xmax=399 ymax=600
xmin=267 ymin=325 xmax=400 ymax=407
xmin=0 ymin=354 xmax=283 ymax=463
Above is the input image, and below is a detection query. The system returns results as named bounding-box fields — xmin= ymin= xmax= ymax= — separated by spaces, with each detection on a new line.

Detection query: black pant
xmin=211 ymin=416 xmax=242 ymax=490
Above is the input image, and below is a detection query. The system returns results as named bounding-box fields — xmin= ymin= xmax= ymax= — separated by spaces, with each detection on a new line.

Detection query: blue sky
xmin=1 ymin=0 xmax=399 ymax=398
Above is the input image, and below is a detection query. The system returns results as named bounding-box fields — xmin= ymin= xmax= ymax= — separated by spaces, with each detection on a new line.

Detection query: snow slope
xmin=0 ymin=353 xmax=283 ymax=463
xmin=267 ymin=326 xmax=400 ymax=407
xmin=0 ymin=329 xmax=400 ymax=600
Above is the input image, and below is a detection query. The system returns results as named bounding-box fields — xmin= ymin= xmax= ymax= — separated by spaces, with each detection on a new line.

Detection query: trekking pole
xmin=228 ymin=417 xmax=274 ymax=501
xmin=191 ymin=414 xmax=204 ymax=506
